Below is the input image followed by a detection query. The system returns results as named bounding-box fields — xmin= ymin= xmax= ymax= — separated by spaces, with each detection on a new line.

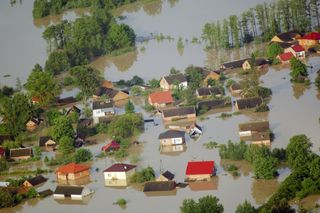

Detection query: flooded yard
xmin=0 ymin=0 xmax=320 ymax=212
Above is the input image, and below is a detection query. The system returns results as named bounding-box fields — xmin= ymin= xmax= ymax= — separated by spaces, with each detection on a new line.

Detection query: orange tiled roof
xmin=56 ymin=163 xmax=90 ymax=174
xmin=149 ymin=91 xmax=173 ymax=104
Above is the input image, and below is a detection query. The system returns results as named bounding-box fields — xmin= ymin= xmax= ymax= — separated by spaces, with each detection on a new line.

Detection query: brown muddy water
xmin=1 ymin=0 xmax=320 ymax=212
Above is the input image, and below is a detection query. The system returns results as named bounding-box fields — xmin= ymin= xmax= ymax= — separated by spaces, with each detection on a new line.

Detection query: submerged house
xmin=185 ymin=161 xmax=216 ymax=181
xmin=103 ymin=163 xmax=136 ymax=186
xmin=148 ymin=91 xmax=174 ymax=108
xmin=199 ymin=68 xmax=221 ymax=86
xmin=297 ymin=32 xmax=320 ymax=47
xmin=9 ymin=147 xmax=33 ymax=160
xmin=284 ymin=44 xmax=305 ymax=59
xmin=277 ymin=52 xmax=294 ymax=64
xmin=239 ymin=121 xmax=271 ymax=145
xmin=162 ymin=107 xmax=196 ymax=122
xmin=92 ymin=100 xmax=115 ymax=124
xmin=56 ymin=163 xmax=90 ymax=181
xmin=143 ymin=181 xmax=176 ymax=192
xmin=160 ymin=74 xmax=188 ymax=90
xmin=93 ymin=87 xmax=129 ymax=102
xmin=23 ymin=175 xmax=47 ymax=188
xmin=220 ymin=58 xmax=249 ymax=70
xmin=271 ymin=30 xmax=303 ymax=44
xmin=242 ymin=58 xmax=269 ymax=70
xmin=197 ymin=99 xmax=228 ymax=111
xmin=26 ymin=117 xmax=42 ymax=131
xmin=53 ymin=186 xmax=92 ymax=200
xmin=157 ymin=170 xmax=175 ymax=181
xmin=196 ymin=87 xmax=224 ymax=99
xmin=158 ymin=130 xmax=185 ymax=146
xmin=234 ymin=97 xmax=263 ymax=110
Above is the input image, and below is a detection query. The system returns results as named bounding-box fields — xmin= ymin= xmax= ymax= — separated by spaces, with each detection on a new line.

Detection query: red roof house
xmin=56 ymin=163 xmax=90 ymax=181
xmin=277 ymin=52 xmax=294 ymax=64
xmin=148 ymin=91 xmax=173 ymax=107
xmin=101 ymin=140 xmax=120 ymax=152
xmin=185 ymin=161 xmax=215 ymax=181
xmin=298 ymin=32 xmax=320 ymax=47
xmin=285 ymin=44 xmax=306 ymax=59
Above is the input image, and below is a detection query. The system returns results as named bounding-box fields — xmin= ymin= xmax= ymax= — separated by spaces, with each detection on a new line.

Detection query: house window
xmin=108 ymin=174 xmax=111 ymax=177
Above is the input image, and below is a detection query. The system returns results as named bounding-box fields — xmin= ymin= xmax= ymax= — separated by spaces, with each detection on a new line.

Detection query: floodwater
xmin=1 ymin=0 xmax=320 ymax=213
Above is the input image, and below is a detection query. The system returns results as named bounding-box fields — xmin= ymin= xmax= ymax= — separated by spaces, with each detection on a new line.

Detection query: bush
xmin=63 ymin=76 xmax=74 ymax=86
xmin=258 ymin=86 xmax=272 ymax=98
xmin=235 ymin=200 xmax=257 ymax=213
xmin=26 ymin=188 xmax=38 ymax=199
xmin=73 ymin=148 xmax=92 ymax=163
xmin=253 ymin=156 xmax=279 ymax=179
xmin=219 ymin=141 xmax=248 ymax=160
xmin=180 ymin=195 xmax=224 ymax=213
xmin=130 ymin=167 xmax=155 ymax=183
xmin=0 ymin=188 xmax=15 ymax=208
xmin=130 ymin=86 xmax=143 ymax=96
xmin=116 ymin=198 xmax=127 ymax=207
xmin=255 ymin=103 xmax=269 ymax=112
xmin=0 ymin=159 xmax=8 ymax=172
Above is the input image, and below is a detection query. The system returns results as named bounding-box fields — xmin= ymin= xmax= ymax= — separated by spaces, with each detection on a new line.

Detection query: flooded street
xmin=1 ymin=0 xmax=320 ymax=212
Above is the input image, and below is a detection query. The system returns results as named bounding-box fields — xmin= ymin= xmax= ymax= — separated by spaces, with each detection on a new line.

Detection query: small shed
xmin=39 ymin=136 xmax=56 ymax=148
xmin=157 ymin=171 xmax=175 ymax=181
xmin=9 ymin=147 xmax=33 ymax=160
xmin=235 ymin=97 xmax=263 ymax=110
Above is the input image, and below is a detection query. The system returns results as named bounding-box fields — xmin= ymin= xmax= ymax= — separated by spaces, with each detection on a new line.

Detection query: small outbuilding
xmin=9 ymin=147 xmax=33 ymax=160
xmin=234 ymin=97 xmax=263 ymax=110
xmin=143 ymin=181 xmax=176 ymax=192
xmin=162 ymin=107 xmax=196 ymax=122
xmin=157 ymin=171 xmax=175 ymax=181
xmin=101 ymin=140 xmax=120 ymax=152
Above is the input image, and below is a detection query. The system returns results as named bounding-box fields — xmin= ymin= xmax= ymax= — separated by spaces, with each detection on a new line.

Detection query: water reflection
xmin=54 ymin=194 xmax=93 ymax=205
xmin=251 ymin=179 xmax=279 ymax=205
xmin=168 ymin=0 xmax=179 ymax=8
xmin=160 ymin=144 xmax=187 ymax=156
xmin=291 ymin=83 xmax=310 ymax=100
xmin=57 ymin=176 xmax=91 ymax=186
xmin=142 ymin=0 xmax=163 ymax=16
xmin=188 ymin=177 xmax=219 ymax=191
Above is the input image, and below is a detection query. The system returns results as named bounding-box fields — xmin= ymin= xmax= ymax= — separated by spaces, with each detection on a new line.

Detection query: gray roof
xmin=143 ymin=181 xmax=176 ymax=192
xmin=235 ymin=97 xmax=262 ymax=110
xmin=162 ymin=107 xmax=195 ymax=118
xmin=161 ymin=171 xmax=175 ymax=180
xmin=239 ymin=121 xmax=270 ymax=132
xmin=92 ymin=100 xmax=114 ymax=110
xmin=197 ymin=99 xmax=227 ymax=110
xmin=104 ymin=163 xmax=136 ymax=172
xmin=25 ymin=175 xmax=47 ymax=186
xmin=94 ymin=87 xmax=119 ymax=98
xmin=54 ymin=186 xmax=84 ymax=195
xmin=221 ymin=58 xmax=249 ymax=69
xmin=197 ymin=87 xmax=223 ymax=96
xmin=163 ymin=74 xmax=187 ymax=85
xmin=10 ymin=147 xmax=33 ymax=158
xmin=158 ymin=130 xmax=185 ymax=139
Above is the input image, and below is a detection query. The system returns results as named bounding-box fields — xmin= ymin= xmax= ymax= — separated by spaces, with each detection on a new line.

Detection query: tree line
xmin=202 ymin=0 xmax=320 ymax=49
xmin=32 ymin=0 xmax=138 ymax=18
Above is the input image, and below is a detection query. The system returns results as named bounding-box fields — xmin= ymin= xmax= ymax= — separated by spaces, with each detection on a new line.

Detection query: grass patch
xmin=0 ymin=168 xmax=51 ymax=176
xmin=110 ymin=46 xmax=136 ymax=56
xmin=203 ymin=141 xmax=219 ymax=149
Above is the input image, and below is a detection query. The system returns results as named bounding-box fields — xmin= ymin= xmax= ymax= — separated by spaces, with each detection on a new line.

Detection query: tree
xmin=253 ymin=156 xmax=279 ymax=179
xmin=108 ymin=113 xmax=143 ymax=138
xmin=45 ymin=109 xmax=63 ymax=126
xmin=148 ymin=79 xmax=160 ymax=88
xmin=267 ymin=43 xmax=283 ymax=59
xmin=184 ymin=66 xmax=203 ymax=91
xmin=289 ymin=58 xmax=308 ymax=83
xmin=245 ymin=145 xmax=270 ymax=164
xmin=106 ymin=23 xmax=136 ymax=51
xmin=33 ymin=146 xmax=42 ymax=160
xmin=70 ymin=66 xmax=101 ymax=97
xmin=130 ymin=166 xmax=155 ymax=183
xmin=180 ymin=195 xmax=224 ymax=213
xmin=33 ymin=0 xmax=50 ymax=18
xmin=25 ymin=64 xmax=61 ymax=106
xmin=0 ymin=93 xmax=34 ymax=137
xmin=286 ymin=135 xmax=312 ymax=170
xmin=219 ymin=140 xmax=248 ymax=160
xmin=235 ymin=200 xmax=257 ymax=213
xmin=73 ymin=148 xmax=92 ymax=163
xmin=45 ymin=51 xmax=70 ymax=75
xmin=26 ymin=188 xmax=38 ymax=199
xmin=130 ymin=86 xmax=143 ymax=96
xmin=51 ymin=116 xmax=74 ymax=142
xmin=125 ymin=100 xmax=135 ymax=113
xmin=58 ymin=136 xmax=74 ymax=155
